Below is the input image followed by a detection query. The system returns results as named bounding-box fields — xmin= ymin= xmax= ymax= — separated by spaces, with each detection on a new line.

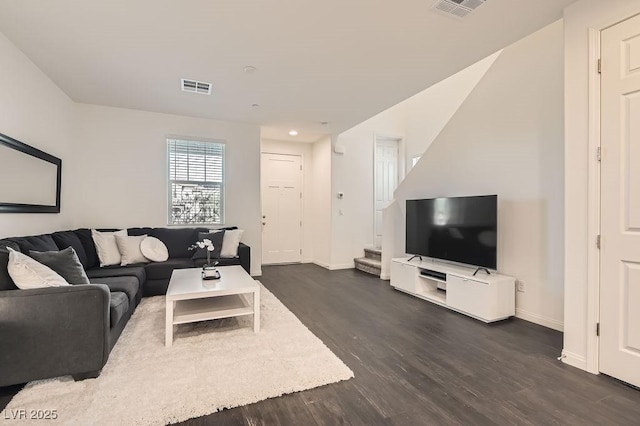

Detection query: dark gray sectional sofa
xmin=0 ymin=227 xmax=250 ymax=387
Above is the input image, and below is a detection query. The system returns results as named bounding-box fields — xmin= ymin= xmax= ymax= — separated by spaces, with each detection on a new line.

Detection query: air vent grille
xmin=181 ymin=79 xmax=212 ymax=95
xmin=432 ymin=0 xmax=486 ymax=18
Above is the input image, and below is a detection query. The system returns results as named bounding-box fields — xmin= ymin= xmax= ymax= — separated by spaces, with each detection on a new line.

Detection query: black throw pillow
xmin=0 ymin=244 xmax=19 ymax=291
xmin=29 ymin=247 xmax=90 ymax=285
xmin=191 ymin=231 xmax=225 ymax=261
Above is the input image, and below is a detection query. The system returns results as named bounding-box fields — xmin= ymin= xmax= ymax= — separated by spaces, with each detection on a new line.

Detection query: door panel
xmin=261 ymin=153 xmax=302 ymax=265
xmin=600 ymin=13 xmax=640 ymax=388
xmin=374 ymin=139 xmax=399 ymax=247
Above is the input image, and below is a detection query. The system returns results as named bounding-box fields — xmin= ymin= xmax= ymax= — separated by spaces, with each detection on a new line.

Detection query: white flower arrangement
xmin=195 ymin=238 xmax=215 ymax=252
xmin=191 ymin=238 xmax=217 ymax=268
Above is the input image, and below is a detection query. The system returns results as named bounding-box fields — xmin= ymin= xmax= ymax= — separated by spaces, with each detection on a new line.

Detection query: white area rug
xmin=1 ymin=283 xmax=354 ymax=425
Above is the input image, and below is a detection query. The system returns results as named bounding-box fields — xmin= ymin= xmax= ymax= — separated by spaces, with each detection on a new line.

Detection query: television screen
xmin=406 ymin=195 xmax=497 ymax=269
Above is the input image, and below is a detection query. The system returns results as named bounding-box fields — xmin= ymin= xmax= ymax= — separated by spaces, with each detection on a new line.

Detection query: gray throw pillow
xmin=29 ymin=247 xmax=90 ymax=285
xmin=191 ymin=231 xmax=225 ymax=260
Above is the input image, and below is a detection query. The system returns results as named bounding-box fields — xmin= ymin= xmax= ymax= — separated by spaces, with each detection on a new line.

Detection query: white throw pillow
xmin=92 ymin=229 xmax=127 ymax=267
xmin=115 ymin=234 xmax=150 ymax=266
xmin=220 ymin=229 xmax=244 ymax=258
xmin=140 ymin=236 xmax=169 ymax=262
xmin=7 ymin=248 xmax=70 ymax=289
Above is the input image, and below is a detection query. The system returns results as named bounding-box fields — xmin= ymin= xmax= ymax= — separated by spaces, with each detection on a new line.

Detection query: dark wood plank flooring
xmin=3 ymin=264 xmax=640 ymax=425
xmin=182 ymin=264 xmax=640 ymax=425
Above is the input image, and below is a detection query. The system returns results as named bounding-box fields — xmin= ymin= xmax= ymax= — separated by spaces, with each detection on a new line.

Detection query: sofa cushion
xmin=89 ymin=276 xmax=139 ymax=304
xmin=51 ymin=231 xmax=89 ymax=269
xmin=73 ymin=229 xmax=100 ymax=269
xmin=0 ymin=242 xmax=20 ymax=291
xmin=86 ymin=266 xmax=146 ymax=287
xmin=144 ymin=258 xmax=194 ymax=281
xmin=127 ymin=227 xmax=153 ymax=237
xmin=149 ymin=228 xmax=203 ymax=259
xmin=29 ymin=247 xmax=90 ymax=285
xmin=109 ymin=291 xmax=129 ymax=328
xmin=9 ymin=234 xmax=58 ymax=253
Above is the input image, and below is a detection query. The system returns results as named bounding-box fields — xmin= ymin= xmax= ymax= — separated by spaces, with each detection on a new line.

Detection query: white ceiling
xmin=0 ymin=0 xmax=576 ymax=140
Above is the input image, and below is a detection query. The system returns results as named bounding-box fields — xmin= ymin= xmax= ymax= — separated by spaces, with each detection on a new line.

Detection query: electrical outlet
xmin=516 ymin=280 xmax=525 ymax=293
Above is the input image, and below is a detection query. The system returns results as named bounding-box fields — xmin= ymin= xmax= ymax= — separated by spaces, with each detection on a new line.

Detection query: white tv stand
xmin=390 ymin=257 xmax=515 ymax=323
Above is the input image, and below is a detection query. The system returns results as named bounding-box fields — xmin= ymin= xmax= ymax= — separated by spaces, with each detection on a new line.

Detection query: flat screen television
xmin=406 ymin=195 xmax=497 ymax=269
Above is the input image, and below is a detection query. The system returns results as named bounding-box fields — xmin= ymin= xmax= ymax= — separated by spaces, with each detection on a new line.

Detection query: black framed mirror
xmin=0 ymin=132 xmax=62 ymax=213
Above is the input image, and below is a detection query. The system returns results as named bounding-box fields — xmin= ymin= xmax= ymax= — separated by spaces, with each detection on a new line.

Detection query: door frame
xmin=260 ymin=151 xmax=304 ymax=264
xmin=372 ymin=133 xmax=405 ymax=247
xmin=584 ymin=27 xmax=602 ymax=375
xmin=585 ymin=14 xmax=640 ymax=375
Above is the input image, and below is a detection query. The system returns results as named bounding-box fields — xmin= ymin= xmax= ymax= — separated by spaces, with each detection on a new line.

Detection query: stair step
xmin=354 ymin=257 xmax=381 ymax=277
xmin=364 ymin=247 xmax=382 ymax=261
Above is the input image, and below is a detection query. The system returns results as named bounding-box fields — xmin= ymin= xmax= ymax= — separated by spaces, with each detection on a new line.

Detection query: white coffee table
xmin=165 ymin=265 xmax=260 ymax=347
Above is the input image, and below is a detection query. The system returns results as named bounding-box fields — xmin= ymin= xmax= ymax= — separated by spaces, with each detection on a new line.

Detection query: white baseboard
xmin=515 ymin=308 xmax=564 ymax=332
xmin=561 ymin=349 xmax=588 ymax=371
xmin=329 ymin=263 xmax=354 ymax=270
xmin=312 ymin=261 xmax=354 ymax=270
xmin=312 ymin=260 xmax=331 ymax=269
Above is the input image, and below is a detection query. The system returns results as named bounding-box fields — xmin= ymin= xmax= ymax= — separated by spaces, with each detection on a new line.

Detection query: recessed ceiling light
xmin=244 ymin=65 xmax=257 ymax=73
xmin=320 ymin=121 xmax=329 ymax=126
xmin=251 ymin=103 xmax=259 ymax=107
xmin=289 ymin=130 xmax=298 ymax=136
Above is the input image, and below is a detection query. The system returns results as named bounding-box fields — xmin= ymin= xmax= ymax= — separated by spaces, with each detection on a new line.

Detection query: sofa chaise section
xmin=0 ymin=283 xmax=111 ymax=386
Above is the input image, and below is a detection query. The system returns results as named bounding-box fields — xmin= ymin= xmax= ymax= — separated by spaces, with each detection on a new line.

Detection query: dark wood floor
xmin=3 ymin=264 xmax=640 ymax=425
xmin=180 ymin=264 xmax=640 ymax=425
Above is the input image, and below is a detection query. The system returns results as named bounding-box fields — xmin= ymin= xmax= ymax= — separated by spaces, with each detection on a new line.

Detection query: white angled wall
xmin=403 ymin=51 xmax=501 ymax=169
xmin=72 ymin=104 xmax=263 ymax=275
xmin=393 ymin=21 xmax=565 ymax=331
xmin=0 ymin=31 xmax=76 ymax=238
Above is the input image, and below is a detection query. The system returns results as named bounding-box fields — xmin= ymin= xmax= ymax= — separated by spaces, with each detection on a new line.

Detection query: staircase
xmin=354 ymin=248 xmax=382 ymax=277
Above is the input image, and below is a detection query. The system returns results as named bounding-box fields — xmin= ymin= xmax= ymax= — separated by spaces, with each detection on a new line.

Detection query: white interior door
xmin=599 ymin=13 xmax=640 ymax=388
xmin=374 ymin=138 xmax=399 ymax=248
xmin=261 ymin=153 xmax=302 ymax=265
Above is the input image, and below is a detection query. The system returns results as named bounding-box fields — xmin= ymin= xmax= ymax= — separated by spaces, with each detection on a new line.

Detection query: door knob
xmin=263 ymin=216 xmax=266 ymax=219
xmin=262 ymin=222 xmax=266 ymax=225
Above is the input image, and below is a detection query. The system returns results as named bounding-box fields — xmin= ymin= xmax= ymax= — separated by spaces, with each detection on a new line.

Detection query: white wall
xmin=72 ymin=104 xmax=263 ymax=275
xmin=0 ymin=31 xmax=75 ymax=238
xmin=261 ymin=138 xmax=314 ymax=263
xmin=331 ymin=104 xmax=407 ymax=268
xmin=310 ymin=136 xmax=332 ymax=267
xmin=563 ymin=0 xmax=640 ymax=372
xmin=393 ymin=21 xmax=565 ymax=331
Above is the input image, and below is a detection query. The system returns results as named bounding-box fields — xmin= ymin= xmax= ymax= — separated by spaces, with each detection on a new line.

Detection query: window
xmin=168 ymin=138 xmax=225 ymax=225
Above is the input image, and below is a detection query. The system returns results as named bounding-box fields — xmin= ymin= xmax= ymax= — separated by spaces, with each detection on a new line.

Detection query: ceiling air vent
xmin=181 ymin=79 xmax=212 ymax=95
xmin=432 ymin=0 xmax=486 ymax=18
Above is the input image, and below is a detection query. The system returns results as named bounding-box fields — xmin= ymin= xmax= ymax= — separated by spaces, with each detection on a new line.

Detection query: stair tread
xmin=354 ymin=257 xmax=381 ymax=267
xmin=364 ymin=248 xmax=382 ymax=254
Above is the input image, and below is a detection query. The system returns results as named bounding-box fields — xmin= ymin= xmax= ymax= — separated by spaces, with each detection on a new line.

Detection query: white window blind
xmin=168 ymin=138 xmax=225 ymax=225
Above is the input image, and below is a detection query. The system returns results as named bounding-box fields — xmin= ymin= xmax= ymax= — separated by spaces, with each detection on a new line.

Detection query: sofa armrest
xmin=0 ymin=284 xmax=110 ymax=387
xmin=238 ymin=242 xmax=251 ymax=274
